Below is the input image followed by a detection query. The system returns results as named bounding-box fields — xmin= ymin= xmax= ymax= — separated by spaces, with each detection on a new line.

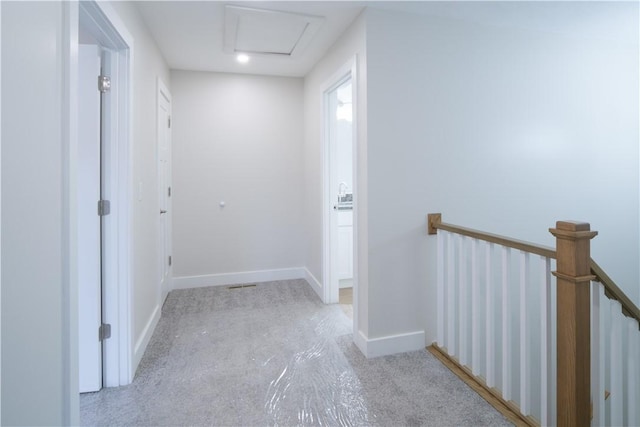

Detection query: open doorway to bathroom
xmin=333 ymin=80 xmax=354 ymax=319
xmin=324 ymin=73 xmax=354 ymax=320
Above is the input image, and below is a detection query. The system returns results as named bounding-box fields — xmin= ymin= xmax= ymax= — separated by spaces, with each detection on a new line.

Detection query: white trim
xmin=157 ymin=76 xmax=172 ymax=103
xmin=76 ymin=0 xmax=134 ymax=387
xmin=321 ymin=57 xmax=361 ymax=352
xmin=173 ymin=268 xmax=307 ymax=289
xmin=304 ymin=268 xmax=323 ymax=300
xmin=354 ymin=330 xmax=368 ymax=356
xmin=321 ymin=58 xmax=357 ymax=306
xmin=62 ymin=2 xmax=80 ymax=424
xmin=0 ymin=1 xmax=3 ymax=422
xmin=117 ymin=43 xmax=134 ymax=386
xmin=93 ymin=0 xmax=135 ymax=387
xmin=349 ymin=56 xmax=361 ymax=354
xmin=355 ymin=330 xmax=426 ymax=359
xmin=132 ymin=304 xmax=161 ymax=372
xmin=80 ymin=1 xmax=133 ymax=49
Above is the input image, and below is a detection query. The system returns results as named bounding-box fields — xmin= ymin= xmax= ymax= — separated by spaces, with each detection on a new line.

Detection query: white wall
xmin=107 ymin=1 xmax=171 ymax=372
xmin=170 ymin=71 xmax=304 ymax=281
xmin=303 ymin=13 xmax=368 ymax=333
xmin=0 ymin=1 xmax=3 ymax=420
xmin=1 ymin=2 xmax=171 ymax=422
xmin=1 ymin=2 xmax=67 ymax=424
xmin=365 ymin=5 xmax=640 ymax=344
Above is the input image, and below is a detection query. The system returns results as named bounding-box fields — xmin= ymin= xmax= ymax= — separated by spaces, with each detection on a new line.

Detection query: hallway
xmin=80 ymin=280 xmax=510 ymax=426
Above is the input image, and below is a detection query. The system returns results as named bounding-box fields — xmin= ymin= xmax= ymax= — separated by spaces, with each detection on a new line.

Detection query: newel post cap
xmin=549 ymin=221 xmax=598 ymax=240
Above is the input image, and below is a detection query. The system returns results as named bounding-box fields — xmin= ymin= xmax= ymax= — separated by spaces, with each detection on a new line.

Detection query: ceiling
xmin=136 ymin=1 xmax=366 ymax=77
xmin=136 ymin=1 xmax=639 ymax=78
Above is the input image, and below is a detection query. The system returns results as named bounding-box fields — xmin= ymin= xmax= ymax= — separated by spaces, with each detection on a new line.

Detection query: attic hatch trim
xmin=223 ymin=5 xmax=324 ymax=58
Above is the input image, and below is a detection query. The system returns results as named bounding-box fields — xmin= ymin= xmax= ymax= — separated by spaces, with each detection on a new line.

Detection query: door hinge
xmin=98 ymin=200 xmax=111 ymax=216
xmin=168 ymin=256 xmax=172 ymax=266
xmin=168 ymin=116 xmax=171 ymax=128
xmin=168 ymin=187 xmax=171 ymax=197
xmin=99 ymin=323 xmax=111 ymax=341
xmin=98 ymin=75 xmax=111 ymax=93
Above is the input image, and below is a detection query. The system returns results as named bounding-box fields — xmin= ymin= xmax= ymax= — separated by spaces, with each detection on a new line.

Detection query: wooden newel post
xmin=549 ymin=221 xmax=597 ymax=427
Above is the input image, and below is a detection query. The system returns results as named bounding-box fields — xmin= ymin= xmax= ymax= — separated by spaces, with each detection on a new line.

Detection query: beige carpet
xmin=80 ymin=279 xmax=511 ymax=426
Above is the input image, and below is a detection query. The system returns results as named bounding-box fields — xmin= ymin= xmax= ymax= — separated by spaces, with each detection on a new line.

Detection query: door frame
xmin=0 ymin=1 xmax=3 ymax=421
xmin=70 ymin=0 xmax=134 ymax=391
xmin=321 ymin=57 xmax=358 ymax=328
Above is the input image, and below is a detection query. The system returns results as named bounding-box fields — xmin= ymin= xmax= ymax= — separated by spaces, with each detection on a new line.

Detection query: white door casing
xmin=77 ymin=0 xmax=134 ymax=387
xmin=321 ymin=56 xmax=360 ymax=349
xmin=322 ymin=58 xmax=357 ymax=307
xmin=327 ymin=82 xmax=340 ymax=304
xmin=77 ymin=44 xmax=102 ymax=393
xmin=157 ymin=79 xmax=172 ymax=303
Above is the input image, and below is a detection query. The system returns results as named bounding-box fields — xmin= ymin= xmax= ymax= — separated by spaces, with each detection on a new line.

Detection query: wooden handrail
xmin=428 ymin=213 xmax=556 ymax=259
xmin=427 ymin=213 xmax=640 ymax=326
xmin=591 ymin=259 xmax=640 ymax=324
xmin=429 ymin=214 xmax=640 ymax=425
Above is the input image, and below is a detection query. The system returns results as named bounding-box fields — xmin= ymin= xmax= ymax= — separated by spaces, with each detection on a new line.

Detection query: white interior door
xmin=158 ymin=83 xmax=172 ymax=303
xmin=78 ymin=44 xmax=102 ymax=393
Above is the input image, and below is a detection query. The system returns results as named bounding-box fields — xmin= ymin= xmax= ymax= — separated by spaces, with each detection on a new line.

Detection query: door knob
xmin=160 ymin=210 xmax=167 ymax=214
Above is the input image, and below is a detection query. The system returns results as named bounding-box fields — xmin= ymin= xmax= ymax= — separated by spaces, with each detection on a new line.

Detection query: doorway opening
xmin=323 ymin=59 xmax=357 ymax=331
xmin=333 ymin=80 xmax=354 ymax=318
xmin=76 ymin=0 xmax=133 ymax=392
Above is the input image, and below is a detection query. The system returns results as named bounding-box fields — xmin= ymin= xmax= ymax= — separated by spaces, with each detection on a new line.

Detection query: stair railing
xmin=589 ymin=260 xmax=640 ymax=425
xmin=427 ymin=214 xmax=640 ymax=426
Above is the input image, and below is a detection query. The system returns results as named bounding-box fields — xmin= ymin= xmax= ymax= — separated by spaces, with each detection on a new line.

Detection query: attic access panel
xmin=224 ymin=5 xmax=324 ymax=57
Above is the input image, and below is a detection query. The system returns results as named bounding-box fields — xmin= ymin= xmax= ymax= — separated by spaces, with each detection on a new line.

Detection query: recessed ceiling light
xmin=236 ymin=53 xmax=250 ymax=64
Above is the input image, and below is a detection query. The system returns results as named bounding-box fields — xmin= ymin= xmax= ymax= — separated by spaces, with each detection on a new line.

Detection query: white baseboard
xmin=304 ymin=268 xmax=323 ymax=300
xmin=132 ymin=303 xmax=161 ymax=375
xmin=354 ymin=329 xmax=425 ymax=358
xmin=354 ymin=329 xmax=368 ymax=356
xmin=173 ymin=267 xmax=307 ymax=290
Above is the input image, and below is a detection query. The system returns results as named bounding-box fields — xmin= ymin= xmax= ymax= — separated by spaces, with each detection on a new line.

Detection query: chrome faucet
xmin=338 ymin=182 xmax=348 ymax=197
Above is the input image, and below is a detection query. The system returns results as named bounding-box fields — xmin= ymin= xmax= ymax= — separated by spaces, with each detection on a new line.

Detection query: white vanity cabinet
xmin=337 ymin=210 xmax=353 ymax=281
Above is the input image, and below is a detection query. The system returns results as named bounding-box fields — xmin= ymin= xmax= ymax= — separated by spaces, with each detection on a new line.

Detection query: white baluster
xmin=625 ymin=318 xmax=639 ymax=426
xmin=549 ymin=267 xmax=557 ymax=426
xmin=471 ymin=238 xmax=480 ymax=375
xmin=485 ymin=242 xmax=496 ymax=388
xmin=597 ymin=285 xmax=606 ymax=427
xmin=633 ymin=319 xmax=640 ymax=427
xmin=540 ymin=256 xmax=551 ymax=425
xmin=519 ymin=251 xmax=530 ymax=415
xmin=501 ymin=245 xmax=512 ymax=400
xmin=603 ymin=291 xmax=612 ymax=425
xmin=591 ymin=282 xmax=604 ymax=427
xmin=437 ymin=230 xmax=445 ymax=347
xmin=446 ymin=231 xmax=456 ymax=355
xmin=459 ymin=235 xmax=468 ymax=366
xmin=610 ymin=299 xmax=623 ymax=426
